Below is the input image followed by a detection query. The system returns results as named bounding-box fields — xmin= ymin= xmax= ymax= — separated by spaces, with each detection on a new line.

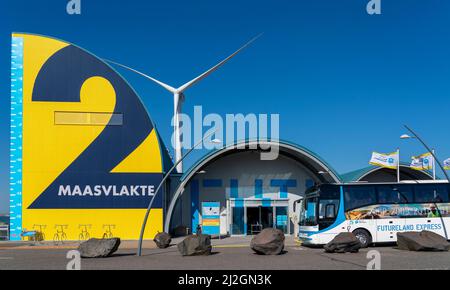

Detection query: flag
xmin=369 ymin=151 xmax=399 ymax=169
xmin=410 ymin=152 xmax=433 ymax=171
xmin=444 ymin=158 xmax=450 ymax=170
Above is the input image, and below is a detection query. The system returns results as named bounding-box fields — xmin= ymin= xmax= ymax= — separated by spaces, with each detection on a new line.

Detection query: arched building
xmin=166 ymin=140 xmax=341 ymax=236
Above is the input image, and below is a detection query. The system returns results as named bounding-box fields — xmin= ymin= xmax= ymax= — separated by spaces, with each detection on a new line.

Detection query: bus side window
xmin=377 ymin=186 xmax=395 ymax=204
xmin=344 ymin=186 xmax=376 ymax=211
xmin=415 ymin=185 xmax=449 ymax=203
xmin=448 ymin=184 xmax=450 ymax=202
xmin=378 ymin=185 xmax=413 ymax=204
xmin=396 ymin=186 xmax=413 ymax=203
xmin=325 ymin=204 xmax=336 ymax=219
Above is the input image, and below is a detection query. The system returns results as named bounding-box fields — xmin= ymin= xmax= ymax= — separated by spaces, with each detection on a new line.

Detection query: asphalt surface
xmin=1 ymin=242 xmax=450 ymax=270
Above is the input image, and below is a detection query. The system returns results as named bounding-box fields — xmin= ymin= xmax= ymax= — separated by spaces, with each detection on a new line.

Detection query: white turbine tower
xmin=106 ymin=34 xmax=261 ymax=173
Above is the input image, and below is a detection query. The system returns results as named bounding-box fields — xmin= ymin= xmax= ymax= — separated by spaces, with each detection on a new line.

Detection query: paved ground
xmin=1 ymin=236 xmax=449 ymax=270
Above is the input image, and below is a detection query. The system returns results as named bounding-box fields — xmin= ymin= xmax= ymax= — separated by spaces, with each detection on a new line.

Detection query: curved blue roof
xmin=341 ymin=162 xmax=434 ymax=182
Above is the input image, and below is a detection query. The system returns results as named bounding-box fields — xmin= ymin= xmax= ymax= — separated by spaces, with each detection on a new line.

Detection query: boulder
xmin=78 ymin=238 xmax=121 ymax=258
xmin=324 ymin=233 xmax=362 ymax=253
xmin=177 ymin=234 xmax=212 ymax=256
xmin=154 ymin=232 xmax=172 ymax=249
xmin=250 ymin=228 xmax=285 ymax=255
xmin=397 ymin=231 xmax=450 ymax=252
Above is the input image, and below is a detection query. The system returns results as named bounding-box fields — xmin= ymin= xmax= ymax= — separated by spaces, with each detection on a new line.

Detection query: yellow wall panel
xmin=13 ymin=34 xmax=166 ymax=241
xmin=111 ymin=130 xmax=163 ymax=173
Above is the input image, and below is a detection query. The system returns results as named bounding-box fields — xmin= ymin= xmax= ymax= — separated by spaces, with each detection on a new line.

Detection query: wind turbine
xmin=106 ymin=34 xmax=262 ymax=173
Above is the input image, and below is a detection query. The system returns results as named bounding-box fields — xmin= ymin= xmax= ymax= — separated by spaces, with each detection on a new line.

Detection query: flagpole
xmin=397 ymin=148 xmax=400 ymax=183
xmin=432 ymin=149 xmax=436 ymax=180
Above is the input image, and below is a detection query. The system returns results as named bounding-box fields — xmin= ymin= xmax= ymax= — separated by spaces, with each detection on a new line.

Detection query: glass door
xmin=246 ymin=206 xmax=274 ymax=235
xmin=231 ymin=207 xmax=245 ymax=235
xmin=260 ymin=206 xmax=274 ymax=229
xmin=275 ymin=206 xmax=288 ymax=234
xmin=246 ymin=207 xmax=261 ymax=235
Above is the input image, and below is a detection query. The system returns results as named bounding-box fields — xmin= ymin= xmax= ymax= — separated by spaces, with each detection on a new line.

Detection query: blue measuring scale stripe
xmin=10 ymin=36 xmax=24 ymax=241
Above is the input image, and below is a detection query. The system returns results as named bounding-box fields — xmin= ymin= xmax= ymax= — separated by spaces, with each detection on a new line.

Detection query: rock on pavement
xmin=78 ymin=238 xmax=121 ymax=258
xmin=154 ymin=232 xmax=172 ymax=249
xmin=324 ymin=232 xmax=362 ymax=253
xmin=250 ymin=228 xmax=285 ymax=255
xmin=177 ymin=234 xmax=212 ymax=256
xmin=397 ymin=231 xmax=450 ymax=252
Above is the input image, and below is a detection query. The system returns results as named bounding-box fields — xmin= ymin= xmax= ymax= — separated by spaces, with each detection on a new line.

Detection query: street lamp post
xmin=136 ymin=132 xmax=221 ymax=256
xmin=401 ymin=125 xmax=449 ymax=240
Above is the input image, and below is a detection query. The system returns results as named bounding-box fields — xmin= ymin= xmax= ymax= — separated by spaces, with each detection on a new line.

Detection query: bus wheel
xmin=353 ymin=229 xmax=372 ymax=248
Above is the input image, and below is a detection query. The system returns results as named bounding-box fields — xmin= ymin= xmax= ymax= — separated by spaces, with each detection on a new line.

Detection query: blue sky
xmin=1 ymin=0 xmax=450 ymax=213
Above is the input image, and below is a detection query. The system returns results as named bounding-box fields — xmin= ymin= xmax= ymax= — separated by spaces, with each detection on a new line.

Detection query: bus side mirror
xmin=293 ymin=199 xmax=302 ymax=212
xmin=325 ymin=204 xmax=336 ymax=219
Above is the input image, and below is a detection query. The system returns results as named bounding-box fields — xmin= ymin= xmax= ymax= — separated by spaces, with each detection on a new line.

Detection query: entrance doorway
xmin=246 ymin=206 xmax=273 ymax=235
xmin=229 ymin=199 xmax=290 ymax=236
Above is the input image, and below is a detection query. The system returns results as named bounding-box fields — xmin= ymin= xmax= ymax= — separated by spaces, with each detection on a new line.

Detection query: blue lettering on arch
xmin=230 ymin=179 xmax=239 ymax=199
xmin=305 ymin=179 xmax=314 ymax=189
xmin=202 ymin=179 xmax=223 ymax=188
xmin=230 ymin=179 xmax=243 ymax=208
xmin=255 ymin=179 xmax=263 ymax=198
xmin=271 ymin=179 xmax=297 ymax=199
xmin=254 ymin=179 xmax=271 ymax=206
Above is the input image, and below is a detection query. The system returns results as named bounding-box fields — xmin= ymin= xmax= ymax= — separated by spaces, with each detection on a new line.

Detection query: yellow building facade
xmin=10 ymin=33 xmax=169 ymax=241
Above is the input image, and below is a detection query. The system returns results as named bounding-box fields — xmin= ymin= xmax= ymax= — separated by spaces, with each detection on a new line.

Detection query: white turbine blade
xmin=177 ymin=33 xmax=263 ymax=93
xmin=105 ymin=59 xmax=177 ymax=93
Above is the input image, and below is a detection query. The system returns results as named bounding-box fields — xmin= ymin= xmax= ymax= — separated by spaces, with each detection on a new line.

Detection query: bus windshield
xmin=299 ymin=196 xmax=318 ymax=226
xmin=300 ymin=185 xmax=340 ymax=229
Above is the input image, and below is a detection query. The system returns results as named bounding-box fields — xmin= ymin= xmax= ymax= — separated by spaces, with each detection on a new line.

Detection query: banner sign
xmin=410 ymin=152 xmax=433 ymax=171
xmin=202 ymin=202 xmax=221 ymax=235
xmin=369 ymin=151 xmax=399 ymax=169
xmin=444 ymin=158 xmax=450 ymax=170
